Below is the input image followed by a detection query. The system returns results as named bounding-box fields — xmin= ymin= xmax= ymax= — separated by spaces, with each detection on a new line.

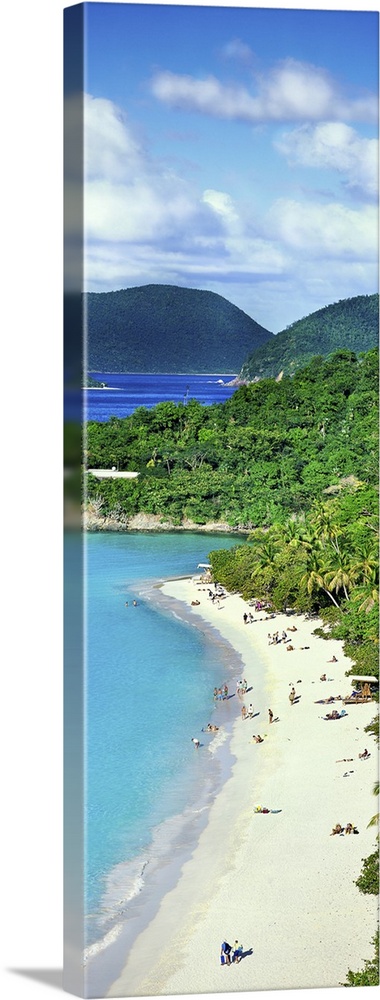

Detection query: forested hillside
xmin=86 ymin=347 xmax=378 ymax=530
xmin=85 ymin=284 xmax=273 ymax=373
xmin=85 ymin=346 xmax=379 ymax=680
xmin=240 ymin=294 xmax=379 ymax=381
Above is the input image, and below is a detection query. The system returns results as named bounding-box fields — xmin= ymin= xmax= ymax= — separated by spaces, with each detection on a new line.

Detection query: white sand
xmin=108 ymin=579 xmax=378 ymax=997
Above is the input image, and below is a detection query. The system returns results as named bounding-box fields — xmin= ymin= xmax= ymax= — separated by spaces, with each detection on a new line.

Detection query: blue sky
xmin=73 ymin=2 xmax=379 ymax=331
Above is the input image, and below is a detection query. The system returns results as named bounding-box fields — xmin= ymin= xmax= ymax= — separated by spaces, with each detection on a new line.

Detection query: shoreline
xmin=84 ymin=515 xmax=250 ymax=533
xmin=108 ymin=575 xmax=378 ymax=997
xmin=85 ymin=574 xmax=249 ymax=998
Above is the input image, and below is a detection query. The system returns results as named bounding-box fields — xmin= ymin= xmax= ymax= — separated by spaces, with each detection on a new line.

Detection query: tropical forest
xmin=86 ymin=344 xmax=378 ymax=663
xmin=84 ymin=343 xmax=379 ymax=983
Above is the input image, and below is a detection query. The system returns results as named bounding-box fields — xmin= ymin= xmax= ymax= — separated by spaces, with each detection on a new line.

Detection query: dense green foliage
xmin=85 ymin=284 xmax=273 ymax=373
xmin=86 ymin=348 xmax=378 ymax=533
xmin=344 ymin=930 xmax=379 ymax=987
xmin=85 ymin=347 xmax=379 ymax=680
xmin=355 ymin=850 xmax=379 ymax=896
xmin=208 ymin=487 xmax=379 ymax=680
xmin=240 ymin=294 xmax=379 ymax=381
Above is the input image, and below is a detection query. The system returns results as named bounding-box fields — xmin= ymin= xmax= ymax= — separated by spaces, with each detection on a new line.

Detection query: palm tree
xmin=367 ymin=781 xmax=379 ymax=830
xmin=352 ymin=573 xmax=379 ymax=613
xmin=311 ymin=501 xmax=342 ymax=555
xmin=324 ymin=564 xmax=356 ymax=602
xmin=251 ymin=540 xmax=280 ymax=576
xmin=351 ymin=544 xmax=379 ymax=585
xmin=250 ymin=540 xmax=281 ymax=594
xmin=271 ymin=518 xmax=304 ymax=549
xmin=300 ymin=553 xmax=340 ymax=608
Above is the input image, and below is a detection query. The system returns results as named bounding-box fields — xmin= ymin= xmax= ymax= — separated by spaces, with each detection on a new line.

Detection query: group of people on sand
xmin=207 ymin=585 xmax=226 ymax=603
xmin=243 ymin=612 xmax=255 ymax=624
xmin=241 ymin=703 xmax=254 ymax=720
xmin=220 ymin=940 xmax=243 ymax=965
xmin=268 ymin=629 xmax=289 ymax=645
xmin=331 ymin=822 xmax=359 ymax=836
xmin=324 ymin=708 xmax=347 ymax=720
xmin=267 ymin=629 xmax=299 ymax=652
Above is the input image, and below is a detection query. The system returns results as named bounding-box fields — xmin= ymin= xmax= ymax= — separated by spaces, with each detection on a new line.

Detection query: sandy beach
xmin=108 ymin=576 xmax=378 ymax=997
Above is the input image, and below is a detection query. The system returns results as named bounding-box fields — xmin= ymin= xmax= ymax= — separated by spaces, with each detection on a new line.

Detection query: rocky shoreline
xmin=84 ymin=507 xmax=249 ymax=534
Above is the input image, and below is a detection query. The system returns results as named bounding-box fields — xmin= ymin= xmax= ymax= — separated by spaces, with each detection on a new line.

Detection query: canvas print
xmin=64 ymin=3 xmax=379 ymax=997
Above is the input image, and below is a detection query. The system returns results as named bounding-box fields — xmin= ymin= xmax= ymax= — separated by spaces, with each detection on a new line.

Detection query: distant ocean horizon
xmin=85 ymin=371 xmax=240 ymax=422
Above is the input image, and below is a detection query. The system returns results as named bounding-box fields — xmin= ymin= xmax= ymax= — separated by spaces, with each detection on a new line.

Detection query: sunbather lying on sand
xmin=324 ymin=709 xmax=347 ymax=720
xmin=250 ymin=734 xmax=264 ymax=743
xmin=330 ymin=823 xmax=344 ymax=835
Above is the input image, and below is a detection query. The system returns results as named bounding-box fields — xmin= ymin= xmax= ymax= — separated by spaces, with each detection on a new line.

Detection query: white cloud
xmin=202 ymin=189 xmax=241 ymax=227
xmin=275 ymin=122 xmax=378 ymax=199
xmin=150 ymin=59 xmax=378 ymax=124
xmin=84 ymin=94 xmax=204 ymax=245
xmin=83 ymin=93 xmax=378 ymax=333
xmin=221 ymin=38 xmax=253 ymax=64
xmin=267 ymin=198 xmax=378 ymax=260
xmin=84 ymin=94 xmax=142 ymax=182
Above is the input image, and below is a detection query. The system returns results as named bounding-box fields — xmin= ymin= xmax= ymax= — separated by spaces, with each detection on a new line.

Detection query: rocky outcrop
xmin=84 ymin=506 xmax=247 ymax=534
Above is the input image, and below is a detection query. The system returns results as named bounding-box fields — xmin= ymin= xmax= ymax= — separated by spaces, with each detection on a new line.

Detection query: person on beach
xmin=268 ymin=709 xmax=274 ymax=724
xmin=247 ymin=703 xmax=254 ymax=717
xmin=251 ymin=734 xmax=264 ymax=743
xmin=324 ymin=709 xmax=347 ymax=720
xmin=232 ymin=941 xmax=243 ymax=963
xmin=289 ymin=687 xmax=296 ymax=704
xmin=328 ymin=655 xmax=338 ymax=662
xmin=359 ymin=749 xmax=370 ymax=759
xmin=203 ymin=723 xmax=219 ymax=732
xmin=330 ymin=823 xmax=344 ymax=835
xmin=191 ymin=737 xmax=200 ymax=749
xmin=320 ymin=673 xmax=327 ymax=681
xmin=220 ymin=941 xmax=232 ymax=965
xmin=241 ymin=706 xmax=248 ymax=720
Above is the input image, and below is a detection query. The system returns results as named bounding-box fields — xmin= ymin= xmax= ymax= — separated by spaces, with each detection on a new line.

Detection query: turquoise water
xmin=85 ymin=531 xmax=243 ymax=958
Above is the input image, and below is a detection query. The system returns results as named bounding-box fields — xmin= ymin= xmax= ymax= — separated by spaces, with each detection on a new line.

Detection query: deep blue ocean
xmin=85 ymin=371 xmax=239 ymax=422
xmin=84 ymin=530 xmax=244 ymax=970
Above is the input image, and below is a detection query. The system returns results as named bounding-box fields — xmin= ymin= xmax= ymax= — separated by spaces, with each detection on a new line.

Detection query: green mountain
xmin=239 ymin=294 xmax=379 ymax=382
xmin=85 ymin=284 xmax=273 ymax=373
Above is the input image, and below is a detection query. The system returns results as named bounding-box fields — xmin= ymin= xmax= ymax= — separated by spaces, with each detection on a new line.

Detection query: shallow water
xmin=84 ymin=530 xmax=243 ymax=972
